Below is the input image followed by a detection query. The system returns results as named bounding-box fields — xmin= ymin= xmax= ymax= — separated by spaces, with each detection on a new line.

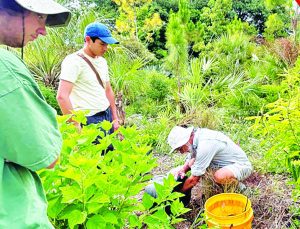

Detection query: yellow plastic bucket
xmin=204 ymin=193 xmax=254 ymax=229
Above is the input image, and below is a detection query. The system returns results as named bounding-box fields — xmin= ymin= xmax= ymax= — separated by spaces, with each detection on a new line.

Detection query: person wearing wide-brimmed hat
xmin=57 ymin=22 xmax=120 ymax=140
xmin=0 ymin=0 xmax=70 ymax=227
xmin=168 ymin=126 xmax=252 ymax=193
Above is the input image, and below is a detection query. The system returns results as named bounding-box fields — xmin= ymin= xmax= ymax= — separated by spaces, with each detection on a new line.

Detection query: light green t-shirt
xmin=0 ymin=48 xmax=62 ymax=228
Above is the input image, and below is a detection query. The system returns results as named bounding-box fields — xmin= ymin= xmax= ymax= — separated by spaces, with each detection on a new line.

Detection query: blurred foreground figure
xmin=0 ymin=0 xmax=70 ymax=227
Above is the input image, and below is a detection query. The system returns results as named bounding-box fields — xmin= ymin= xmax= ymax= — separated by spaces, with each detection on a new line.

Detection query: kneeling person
xmin=168 ymin=126 xmax=252 ymax=193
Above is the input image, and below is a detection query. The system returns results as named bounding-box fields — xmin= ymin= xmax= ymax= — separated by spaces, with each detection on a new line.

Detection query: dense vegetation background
xmin=19 ymin=0 xmax=300 ymax=227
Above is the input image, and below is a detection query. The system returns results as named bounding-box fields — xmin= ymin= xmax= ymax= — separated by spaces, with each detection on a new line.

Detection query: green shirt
xmin=0 ymin=48 xmax=62 ymax=228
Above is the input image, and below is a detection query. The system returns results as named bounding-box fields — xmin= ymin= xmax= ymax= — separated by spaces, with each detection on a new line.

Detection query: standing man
xmin=168 ymin=126 xmax=252 ymax=193
xmin=0 ymin=0 xmax=70 ymax=228
xmin=57 ymin=22 xmax=120 ymax=134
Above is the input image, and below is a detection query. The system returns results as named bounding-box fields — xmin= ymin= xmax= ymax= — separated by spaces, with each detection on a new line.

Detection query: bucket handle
xmin=244 ymin=196 xmax=249 ymax=212
xmin=229 ymin=198 xmax=248 ymax=229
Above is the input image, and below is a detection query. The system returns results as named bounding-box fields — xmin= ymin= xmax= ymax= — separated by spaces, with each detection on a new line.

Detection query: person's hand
xmin=113 ymin=119 xmax=120 ymax=131
xmin=113 ymin=120 xmax=124 ymax=140
xmin=73 ymin=121 xmax=82 ymax=133
xmin=170 ymin=166 xmax=186 ymax=180
xmin=177 ymin=169 xmax=186 ymax=179
xmin=117 ymin=132 xmax=124 ymax=141
xmin=67 ymin=117 xmax=82 ymax=133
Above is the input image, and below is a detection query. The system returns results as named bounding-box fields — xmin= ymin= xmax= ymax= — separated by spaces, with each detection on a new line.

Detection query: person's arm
xmin=0 ymin=65 xmax=62 ymax=171
xmin=56 ymin=80 xmax=81 ymax=130
xmin=182 ymin=160 xmax=191 ymax=173
xmin=170 ymin=158 xmax=192 ymax=179
xmin=56 ymin=79 xmax=74 ymax=115
xmin=181 ymin=175 xmax=200 ymax=192
xmin=47 ymin=158 xmax=58 ymax=169
xmin=105 ymin=82 xmax=119 ymax=130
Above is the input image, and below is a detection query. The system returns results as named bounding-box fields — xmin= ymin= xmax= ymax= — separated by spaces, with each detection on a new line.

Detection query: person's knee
xmin=213 ymin=168 xmax=235 ymax=184
xmin=145 ymin=183 xmax=158 ymax=198
xmin=213 ymin=171 xmax=225 ymax=183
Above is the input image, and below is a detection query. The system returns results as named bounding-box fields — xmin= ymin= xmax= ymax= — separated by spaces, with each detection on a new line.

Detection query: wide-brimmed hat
xmin=84 ymin=22 xmax=119 ymax=44
xmin=14 ymin=0 xmax=71 ymax=26
xmin=167 ymin=126 xmax=194 ymax=154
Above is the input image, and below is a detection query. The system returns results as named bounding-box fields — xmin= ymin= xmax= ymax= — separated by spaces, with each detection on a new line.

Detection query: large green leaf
xmin=58 ymin=167 xmax=81 ymax=184
xmin=142 ymin=192 xmax=154 ymax=210
xmin=68 ymin=210 xmax=87 ymax=229
xmin=129 ymin=214 xmax=142 ymax=228
xmin=47 ymin=195 xmax=65 ymax=218
xmin=88 ymin=193 xmax=110 ymax=204
xmin=60 ymin=185 xmax=83 ymax=203
xmin=86 ymin=215 xmax=106 ymax=229
xmin=170 ymin=199 xmax=190 ymax=216
xmin=86 ymin=203 xmax=103 ymax=215
xmin=102 ymin=211 xmax=118 ymax=225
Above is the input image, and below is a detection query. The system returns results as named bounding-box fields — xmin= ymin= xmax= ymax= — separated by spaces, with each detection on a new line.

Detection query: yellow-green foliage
xmin=113 ymin=0 xmax=163 ymax=40
xmin=248 ymin=58 xmax=300 ymax=199
xmin=263 ymin=13 xmax=286 ymax=40
xmin=39 ymin=113 xmax=189 ymax=228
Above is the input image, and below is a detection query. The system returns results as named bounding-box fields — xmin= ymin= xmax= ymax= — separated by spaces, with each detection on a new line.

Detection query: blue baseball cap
xmin=84 ymin=22 xmax=119 ymax=44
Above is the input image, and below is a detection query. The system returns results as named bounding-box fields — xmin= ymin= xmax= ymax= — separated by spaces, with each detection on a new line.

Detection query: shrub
xmin=263 ymin=13 xmax=287 ymax=41
xmin=40 ymin=114 xmax=189 ymax=228
xmin=148 ymin=75 xmax=170 ymax=102
xmin=130 ymin=98 xmax=162 ymax=117
xmin=247 ymin=60 xmax=300 ymax=200
xmin=268 ymin=38 xmax=299 ymax=66
xmin=38 ymin=82 xmax=61 ymax=114
xmin=119 ymin=38 xmax=156 ymax=62
xmin=223 ymin=92 xmax=266 ymax=117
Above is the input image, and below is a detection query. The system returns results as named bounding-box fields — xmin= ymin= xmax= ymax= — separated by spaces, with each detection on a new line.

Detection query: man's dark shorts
xmin=86 ymin=108 xmax=114 ymax=134
xmin=86 ymin=108 xmax=114 ymax=153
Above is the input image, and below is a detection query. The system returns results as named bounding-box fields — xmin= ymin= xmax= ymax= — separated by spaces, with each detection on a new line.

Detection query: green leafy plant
xmin=138 ymin=175 xmax=190 ymax=228
xmin=248 ymin=97 xmax=300 ymax=172
xmin=200 ymin=0 xmax=234 ymax=43
xmin=248 ymin=95 xmax=300 ymax=226
xmin=41 ymin=118 xmax=154 ymax=228
xmin=25 ymin=30 xmax=64 ymax=88
xmin=263 ymin=13 xmax=287 ymax=40
xmin=38 ymin=82 xmax=61 ymax=114
xmin=40 ymin=113 xmax=189 ymax=228
xmin=147 ymin=74 xmax=171 ymax=102
xmin=106 ymin=47 xmax=151 ymax=92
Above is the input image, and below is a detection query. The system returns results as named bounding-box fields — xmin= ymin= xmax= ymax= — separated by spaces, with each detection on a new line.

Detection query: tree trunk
xmin=115 ymin=91 xmax=126 ymax=125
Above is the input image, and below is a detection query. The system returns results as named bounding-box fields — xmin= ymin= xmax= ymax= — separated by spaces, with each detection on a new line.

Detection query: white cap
xmin=167 ymin=126 xmax=194 ymax=154
xmin=15 ymin=0 xmax=71 ymax=27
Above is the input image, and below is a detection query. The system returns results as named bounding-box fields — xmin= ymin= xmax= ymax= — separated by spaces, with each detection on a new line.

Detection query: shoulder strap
xmin=77 ymin=53 xmax=105 ymax=89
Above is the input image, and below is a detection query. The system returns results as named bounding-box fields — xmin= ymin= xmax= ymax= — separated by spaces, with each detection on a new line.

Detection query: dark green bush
xmin=148 ymin=77 xmax=170 ymax=101
xmin=38 ymin=82 xmax=61 ymax=114
xmin=130 ymin=97 xmax=161 ymax=117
